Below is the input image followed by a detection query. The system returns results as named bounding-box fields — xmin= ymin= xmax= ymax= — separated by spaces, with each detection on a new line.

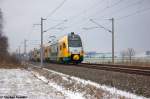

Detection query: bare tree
xmin=0 ymin=9 xmax=9 ymax=63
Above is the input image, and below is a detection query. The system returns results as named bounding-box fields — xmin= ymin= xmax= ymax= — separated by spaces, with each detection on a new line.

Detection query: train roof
xmin=68 ymin=32 xmax=80 ymax=37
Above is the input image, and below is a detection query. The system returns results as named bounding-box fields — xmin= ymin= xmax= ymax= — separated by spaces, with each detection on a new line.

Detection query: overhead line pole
xmin=24 ymin=39 xmax=27 ymax=64
xmin=40 ymin=17 xmax=46 ymax=67
xmin=111 ymin=18 xmax=115 ymax=64
xmin=89 ymin=18 xmax=115 ymax=64
xmin=18 ymin=45 xmax=21 ymax=60
xmin=24 ymin=39 xmax=27 ymax=57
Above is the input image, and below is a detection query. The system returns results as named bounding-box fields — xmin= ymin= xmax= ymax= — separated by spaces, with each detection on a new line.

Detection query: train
xmin=29 ymin=32 xmax=84 ymax=64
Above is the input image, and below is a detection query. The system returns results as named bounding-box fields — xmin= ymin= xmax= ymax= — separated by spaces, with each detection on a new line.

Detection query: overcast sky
xmin=1 ymin=0 xmax=150 ymax=54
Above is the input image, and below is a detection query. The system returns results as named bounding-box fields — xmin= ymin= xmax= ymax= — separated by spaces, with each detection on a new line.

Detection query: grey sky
xmin=1 ymin=0 xmax=150 ymax=54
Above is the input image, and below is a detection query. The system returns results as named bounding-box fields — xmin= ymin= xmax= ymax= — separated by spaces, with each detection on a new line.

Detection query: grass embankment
xmin=0 ymin=63 xmax=22 ymax=69
xmin=0 ymin=55 xmax=22 ymax=69
xmin=45 ymin=64 xmax=150 ymax=98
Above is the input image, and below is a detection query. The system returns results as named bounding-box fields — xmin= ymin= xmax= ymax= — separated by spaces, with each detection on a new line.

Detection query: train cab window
xmin=63 ymin=43 xmax=66 ymax=48
xmin=68 ymin=35 xmax=82 ymax=47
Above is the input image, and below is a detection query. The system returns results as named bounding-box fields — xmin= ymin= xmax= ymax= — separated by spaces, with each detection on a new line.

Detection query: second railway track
xmin=30 ymin=62 xmax=150 ymax=76
xmin=79 ymin=63 xmax=150 ymax=76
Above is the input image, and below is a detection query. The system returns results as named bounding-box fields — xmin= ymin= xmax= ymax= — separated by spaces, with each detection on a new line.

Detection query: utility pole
xmin=18 ymin=46 xmax=21 ymax=60
xmin=40 ymin=17 xmax=46 ymax=67
xmin=111 ymin=18 xmax=115 ymax=64
xmin=89 ymin=18 xmax=115 ymax=64
xmin=24 ymin=39 xmax=27 ymax=63
xmin=33 ymin=17 xmax=46 ymax=67
xmin=24 ymin=39 xmax=27 ymax=57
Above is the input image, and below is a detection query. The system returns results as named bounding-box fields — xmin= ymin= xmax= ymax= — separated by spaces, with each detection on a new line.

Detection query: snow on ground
xmin=0 ymin=69 xmax=66 ymax=99
xmin=30 ymin=64 xmax=148 ymax=99
xmin=33 ymin=72 xmax=85 ymax=99
xmin=0 ymin=67 xmax=148 ymax=99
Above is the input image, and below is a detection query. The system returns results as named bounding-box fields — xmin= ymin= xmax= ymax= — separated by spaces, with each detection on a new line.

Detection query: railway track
xmin=78 ymin=63 xmax=150 ymax=76
xmin=30 ymin=62 xmax=150 ymax=76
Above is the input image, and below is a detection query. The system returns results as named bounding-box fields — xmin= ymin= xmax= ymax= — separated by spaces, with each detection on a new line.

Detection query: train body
xmin=30 ymin=32 xmax=84 ymax=64
xmin=29 ymin=48 xmax=40 ymax=62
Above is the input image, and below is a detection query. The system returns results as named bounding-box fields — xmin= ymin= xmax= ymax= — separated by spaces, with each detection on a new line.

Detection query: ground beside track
xmin=42 ymin=63 xmax=150 ymax=98
xmin=0 ymin=68 xmax=66 ymax=99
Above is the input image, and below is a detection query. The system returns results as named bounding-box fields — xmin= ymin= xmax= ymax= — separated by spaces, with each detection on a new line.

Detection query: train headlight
xmin=73 ymin=55 xmax=79 ymax=60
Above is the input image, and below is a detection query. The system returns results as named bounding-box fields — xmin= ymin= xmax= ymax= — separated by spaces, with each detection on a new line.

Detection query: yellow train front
xmin=49 ymin=32 xmax=84 ymax=64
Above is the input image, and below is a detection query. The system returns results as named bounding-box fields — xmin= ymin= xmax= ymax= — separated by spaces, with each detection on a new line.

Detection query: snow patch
xmin=33 ymin=71 xmax=85 ymax=99
xmin=42 ymin=68 xmax=147 ymax=99
xmin=29 ymin=64 xmax=148 ymax=99
xmin=0 ymin=69 xmax=66 ymax=99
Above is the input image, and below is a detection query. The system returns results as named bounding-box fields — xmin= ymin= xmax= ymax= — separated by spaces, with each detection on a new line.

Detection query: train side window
xmin=45 ymin=49 xmax=47 ymax=53
xmin=63 ymin=43 xmax=66 ymax=48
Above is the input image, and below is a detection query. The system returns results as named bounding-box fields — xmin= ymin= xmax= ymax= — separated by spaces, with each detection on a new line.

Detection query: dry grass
xmin=84 ymin=58 xmax=150 ymax=67
xmin=43 ymin=63 xmax=150 ymax=98
xmin=29 ymin=65 xmax=137 ymax=99
xmin=0 ymin=63 xmax=23 ymax=69
xmin=0 ymin=53 xmax=22 ymax=69
xmin=31 ymin=67 xmax=107 ymax=98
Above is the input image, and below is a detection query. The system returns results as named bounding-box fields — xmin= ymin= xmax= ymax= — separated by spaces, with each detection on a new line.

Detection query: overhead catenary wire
xmin=116 ymin=7 xmax=150 ymax=20
xmin=96 ymin=0 xmax=144 ymax=20
xmin=45 ymin=0 xmax=141 ymax=31
xmin=27 ymin=0 xmax=149 ymax=50
xmin=111 ymin=0 xmax=143 ymax=16
xmin=66 ymin=0 xmax=124 ymax=30
xmin=45 ymin=0 xmax=67 ymax=19
xmin=90 ymin=0 xmax=124 ymax=18
xmin=70 ymin=0 xmax=148 ymax=32
xmin=70 ymin=0 xmax=146 ymax=29
xmin=89 ymin=19 xmax=112 ymax=32
xmin=37 ymin=0 xmax=123 ymax=33
xmin=82 ymin=26 xmax=100 ymax=30
xmin=44 ymin=19 xmax=67 ymax=32
xmin=31 ymin=0 xmax=148 ymax=32
xmin=66 ymin=0 xmax=104 ymax=20
xmin=31 ymin=0 xmax=67 ymax=40
xmin=52 ymin=0 xmax=105 ymax=31
xmin=25 ymin=24 xmax=42 ymax=45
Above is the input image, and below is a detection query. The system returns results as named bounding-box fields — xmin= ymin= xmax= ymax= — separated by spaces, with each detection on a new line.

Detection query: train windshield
xmin=68 ymin=35 xmax=82 ymax=47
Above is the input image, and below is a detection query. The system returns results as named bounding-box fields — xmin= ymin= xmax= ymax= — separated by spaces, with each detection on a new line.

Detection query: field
xmin=83 ymin=57 xmax=150 ymax=66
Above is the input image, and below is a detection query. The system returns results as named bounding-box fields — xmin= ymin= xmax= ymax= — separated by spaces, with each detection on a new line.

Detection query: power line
xmin=32 ymin=0 xmax=68 ymax=65
xmin=45 ymin=0 xmax=67 ymax=19
xmin=86 ymin=18 xmax=115 ymax=64
xmin=72 ymin=0 xmax=147 ymax=31
xmin=82 ymin=26 xmax=100 ymax=30
xmin=31 ymin=0 xmax=67 ymax=36
xmin=89 ymin=19 xmax=112 ymax=33
xmin=90 ymin=0 xmax=124 ymax=18
xmin=44 ymin=19 xmax=67 ymax=32
xmin=26 ymin=24 xmax=41 ymax=43
xmin=67 ymin=0 xmax=123 ymax=30
xmin=98 ymin=0 xmax=143 ymax=19
xmin=116 ymin=7 xmax=150 ymax=20
xmin=112 ymin=0 xmax=143 ymax=15
xmin=66 ymin=0 xmax=104 ymax=20
xmin=57 ymin=0 xmax=105 ymax=30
